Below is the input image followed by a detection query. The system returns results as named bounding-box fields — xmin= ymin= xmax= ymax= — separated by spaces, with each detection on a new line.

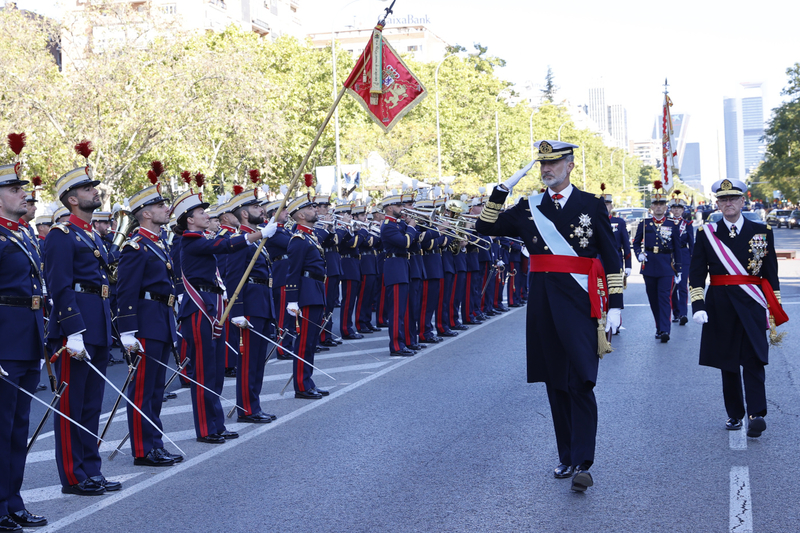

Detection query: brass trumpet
xmin=401 ymin=208 xmax=490 ymax=250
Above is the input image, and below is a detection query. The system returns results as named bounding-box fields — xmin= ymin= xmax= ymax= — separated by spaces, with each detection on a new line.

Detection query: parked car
xmin=695 ymin=204 xmax=715 ymax=220
xmin=611 ymin=207 xmax=649 ymax=242
xmin=789 ymin=210 xmax=800 ymax=229
xmin=766 ymin=209 xmax=792 ymax=228
xmin=706 ymin=211 xmax=766 ymax=224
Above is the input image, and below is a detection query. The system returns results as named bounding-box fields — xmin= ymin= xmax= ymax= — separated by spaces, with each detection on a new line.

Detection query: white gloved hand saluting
xmin=502 ymin=161 xmax=535 ymax=191
xmin=624 ymin=268 xmax=631 ymax=277
xmin=605 ymin=308 xmax=621 ymax=333
xmin=261 ymin=217 xmax=278 ymax=239
xmin=693 ymin=311 xmax=708 ymax=325
xmin=231 ymin=316 xmax=252 ymax=329
xmin=66 ymin=333 xmax=89 ymax=360
xmin=287 ymin=302 xmax=301 ymax=317
xmin=637 ymin=253 xmax=647 ymax=262
xmin=120 ymin=332 xmax=142 ymax=353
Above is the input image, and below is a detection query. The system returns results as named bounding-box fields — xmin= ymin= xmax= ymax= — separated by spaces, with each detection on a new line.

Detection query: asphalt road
xmin=20 ymin=227 xmax=800 ymax=532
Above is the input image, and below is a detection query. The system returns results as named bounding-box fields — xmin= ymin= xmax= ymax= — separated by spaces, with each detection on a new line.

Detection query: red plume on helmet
xmin=600 ymin=183 xmax=606 ymax=192
xmin=74 ymin=140 xmax=93 ymax=160
xmin=233 ymin=185 xmax=244 ymax=196
xmin=304 ymin=173 xmax=314 ymax=188
xmin=673 ymin=189 xmax=682 ymax=196
xmin=194 ymin=173 xmax=205 ymax=188
xmin=147 ymin=170 xmax=158 ymax=184
xmin=32 ymin=176 xmax=42 ymax=187
xmin=181 ymin=170 xmax=192 ymax=185
xmin=7 ymin=133 xmax=26 ymax=156
xmin=653 ymin=180 xmax=663 ymax=191
xmin=151 ymin=160 xmax=165 ymax=178
xmin=248 ymin=169 xmax=261 ymax=183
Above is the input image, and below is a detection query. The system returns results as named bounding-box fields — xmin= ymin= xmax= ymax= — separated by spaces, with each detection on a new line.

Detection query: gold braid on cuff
xmin=690 ymin=286 xmax=705 ymax=303
xmin=606 ymin=272 xmax=624 ymax=294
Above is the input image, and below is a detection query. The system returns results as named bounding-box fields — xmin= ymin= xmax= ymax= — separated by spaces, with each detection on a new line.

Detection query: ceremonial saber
xmin=27 ymin=381 xmax=67 ymax=454
xmin=81 ymin=357 xmax=185 ymax=457
xmin=110 ymin=357 xmax=189 ymax=460
xmin=480 ymin=266 xmax=498 ymax=298
xmin=279 ymin=374 xmax=293 ymax=396
xmin=220 ymin=84 xmax=350 ymax=325
xmin=98 ymin=354 xmax=142 ymax=446
xmin=0 ymin=375 xmax=121 ymax=454
xmin=236 ymin=323 xmax=335 ymax=381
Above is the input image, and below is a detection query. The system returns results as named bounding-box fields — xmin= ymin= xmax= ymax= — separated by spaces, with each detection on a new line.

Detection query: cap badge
xmin=539 ymin=141 xmax=553 ymax=154
xmin=720 ymin=179 xmax=732 ymax=191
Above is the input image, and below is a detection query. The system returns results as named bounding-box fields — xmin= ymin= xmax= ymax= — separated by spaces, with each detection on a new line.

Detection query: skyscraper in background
xmin=587 ymin=86 xmax=628 ymax=148
xmin=588 ymin=87 xmax=608 ymax=136
xmin=723 ymin=82 xmax=765 ymax=180
xmin=608 ymin=104 xmax=628 ymax=149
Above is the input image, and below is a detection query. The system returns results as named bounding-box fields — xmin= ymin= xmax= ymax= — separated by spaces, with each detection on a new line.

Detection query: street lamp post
xmin=557 ymin=120 xmax=569 ymax=142
xmin=495 ymin=90 xmax=510 ymax=184
xmin=529 ymin=108 xmax=536 ymax=159
xmin=435 ymin=52 xmax=460 ymax=181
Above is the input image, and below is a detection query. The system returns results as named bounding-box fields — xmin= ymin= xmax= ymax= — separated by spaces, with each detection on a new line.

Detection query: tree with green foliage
xmin=541 ymin=66 xmax=557 ymax=103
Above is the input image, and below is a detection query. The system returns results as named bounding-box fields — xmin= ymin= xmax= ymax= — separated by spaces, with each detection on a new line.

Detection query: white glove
xmin=260 ymin=217 xmax=278 ymax=239
xmin=177 ymin=294 xmax=183 ymax=306
xmin=0 ymin=364 xmax=7 ymax=377
xmin=287 ymin=302 xmax=301 ymax=317
xmin=674 ymin=274 xmax=682 ymax=284
xmin=502 ymin=161 xmax=535 ymax=190
xmin=605 ymin=308 xmax=621 ymax=333
xmin=66 ymin=333 xmax=88 ymax=360
xmin=231 ymin=316 xmax=252 ymax=329
xmin=496 ymin=260 xmax=505 ymax=268
xmin=637 ymin=253 xmax=647 ymax=262
xmin=624 ymin=268 xmax=631 ymax=277
xmin=120 ymin=332 xmax=142 ymax=353
xmin=693 ymin=311 xmax=708 ymax=325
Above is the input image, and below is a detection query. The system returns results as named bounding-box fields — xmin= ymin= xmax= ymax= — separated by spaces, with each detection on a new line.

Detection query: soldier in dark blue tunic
xmin=602 ymin=188 xmax=631 ymax=334
xmin=353 ymin=205 xmax=379 ymax=334
xmin=116 ymin=180 xmax=182 ymax=466
xmin=313 ymin=195 xmax=344 ymax=347
xmin=0 ymin=153 xmax=48 ymax=529
xmin=633 ymin=182 xmax=682 ymax=343
xmin=476 ymin=141 xmax=623 ymax=492
xmin=668 ymin=192 xmax=694 ymax=325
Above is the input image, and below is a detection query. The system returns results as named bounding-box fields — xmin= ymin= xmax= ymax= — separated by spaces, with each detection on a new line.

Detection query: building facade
xmin=723 ymin=82 xmax=765 ymax=180
xmin=307 ymin=24 xmax=448 ymax=63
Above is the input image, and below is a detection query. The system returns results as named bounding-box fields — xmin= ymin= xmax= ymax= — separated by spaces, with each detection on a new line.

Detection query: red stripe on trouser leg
xmin=132 ymin=338 xmax=147 ymax=457
xmin=296 ymin=310 xmax=308 ymax=392
xmin=391 ymin=285 xmax=401 ymax=351
xmin=419 ymin=281 xmax=429 ymax=337
xmin=58 ymin=344 xmax=77 ymax=485
xmin=193 ymin=312 xmax=209 ymax=436
xmin=240 ymin=326 xmax=251 ymax=415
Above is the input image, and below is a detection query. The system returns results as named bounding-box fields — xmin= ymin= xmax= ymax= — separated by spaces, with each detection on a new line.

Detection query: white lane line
xmin=730 ymin=466 xmax=753 ymax=533
xmin=729 ymin=428 xmax=747 ymax=450
xmin=21 ymin=473 xmax=144 ymax=504
xmin=35 ymin=307 xmax=522 ymax=532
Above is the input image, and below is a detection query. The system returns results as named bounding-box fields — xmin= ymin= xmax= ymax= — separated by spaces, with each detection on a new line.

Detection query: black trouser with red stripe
xmin=420 ymin=278 xmax=441 ymax=339
xmin=467 ymin=270 xmax=481 ymax=321
xmin=181 ymin=312 xmax=226 ymax=439
xmin=273 ymin=286 xmax=294 ymax=355
xmin=440 ymin=274 xmax=453 ymax=332
xmin=450 ymin=271 xmax=466 ymax=328
xmin=340 ymin=279 xmax=360 ymax=337
xmin=320 ymin=276 xmax=340 ymax=342
xmin=176 ymin=328 xmax=191 ymax=386
xmin=236 ymin=316 xmax=270 ymax=417
xmin=53 ymin=342 xmax=109 ymax=488
xmin=357 ymin=274 xmax=377 ymax=332
xmin=407 ymin=278 xmax=421 ymax=345
xmin=386 ymin=282 xmax=409 ymax=352
xmin=377 ymin=274 xmax=389 ymax=326
xmin=126 ymin=338 xmax=169 ymax=458
xmin=293 ymin=305 xmax=323 ymax=393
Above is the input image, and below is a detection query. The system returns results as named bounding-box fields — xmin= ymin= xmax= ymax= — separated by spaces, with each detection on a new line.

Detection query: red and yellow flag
xmin=661 ymin=93 xmax=678 ymax=191
xmin=343 ymin=24 xmax=427 ymax=133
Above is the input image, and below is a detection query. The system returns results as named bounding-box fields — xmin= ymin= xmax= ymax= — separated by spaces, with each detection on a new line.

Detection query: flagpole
xmin=221 ymin=86 xmax=348 ymax=324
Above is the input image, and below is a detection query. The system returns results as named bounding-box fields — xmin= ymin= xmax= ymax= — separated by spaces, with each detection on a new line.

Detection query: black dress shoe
xmin=571 ymin=468 xmax=594 ymax=492
xmin=10 ymin=509 xmax=47 ymax=527
xmin=295 ymin=390 xmax=323 ymax=399
xmin=672 ymin=317 xmax=680 ymax=323
xmin=747 ymin=416 xmax=766 ymax=438
xmin=390 ymin=348 xmax=415 ymax=357
xmin=679 ymin=316 xmax=688 ymax=326
xmin=0 ymin=516 xmax=21 ymax=532
xmin=333 ymin=338 xmax=343 ymax=345
xmin=419 ymin=336 xmax=439 ymax=344
xmin=35 ymin=383 xmax=47 ymax=392
xmin=224 ymin=367 xmax=237 ymax=377
xmin=439 ymin=330 xmax=458 ymax=337
xmin=312 ymin=387 xmax=330 ymax=396
xmin=263 ymin=412 xmax=278 ymax=421
xmin=134 ymin=449 xmax=175 ymax=467
xmin=497 ymin=306 xmax=510 ymax=312
xmin=61 ymin=478 xmax=105 ymax=496
xmin=196 ymin=434 xmax=226 ymax=444
xmin=407 ymin=344 xmax=424 ymax=351
xmin=320 ymin=339 xmax=338 ymax=347
xmin=376 ymin=323 xmax=389 ymax=328
xmin=370 ymin=325 xmax=382 ymax=332
xmin=91 ymin=476 xmax=121 ymax=492
xmin=452 ymin=324 xmax=469 ymax=330
xmin=510 ymin=303 xmax=524 ymax=308
xmin=163 ymin=391 xmax=177 ymax=400
xmin=356 ymin=329 xmax=374 ymax=334
xmin=660 ymin=333 xmax=670 ymax=343
xmin=655 ymin=330 xmax=663 ymax=339
xmin=157 ymin=448 xmax=184 ymax=463
xmin=342 ymin=333 xmax=364 ymax=340
xmin=276 ymin=354 xmax=292 ymax=360
xmin=553 ymin=464 xmax=575 ymax=479
xmin=237 ymin=412 xmax=273 ymax=424
xmin=220 ymin=430 xmax=239 ymax=439
xmin=726 ymin=417 xmax=743 ymax=430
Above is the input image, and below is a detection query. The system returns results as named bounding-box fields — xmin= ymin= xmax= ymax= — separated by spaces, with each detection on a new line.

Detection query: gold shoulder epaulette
xmin=595 ymin=193 xmax=602 ymax=199
xmin=766 ymin=224 xmax=772 ymax=230
xmin=698 ymin=226 xmax=704 ymax=232
xmin=121 ymin=238 xmax=140 ymax=251
xmin=291 ymin=232 xmax=305 ymax=240
xmin=52 ymin=223 xmax=69 ymax=234
xmin=219 ymin=228 xmax=228 ymax=236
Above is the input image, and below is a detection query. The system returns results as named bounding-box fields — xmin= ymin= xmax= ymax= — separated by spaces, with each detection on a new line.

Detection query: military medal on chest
xmin=573 ymin=213 xmax=593 ymax=248
xmin=748 ymin=234 xmax=767 ymax=276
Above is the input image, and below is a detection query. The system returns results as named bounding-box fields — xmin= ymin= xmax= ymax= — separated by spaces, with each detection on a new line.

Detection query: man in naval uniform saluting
xmin=690 ymin=178 xmax=787 ymax=437
xmin=476 ymin=140 xmax=623 ymax=493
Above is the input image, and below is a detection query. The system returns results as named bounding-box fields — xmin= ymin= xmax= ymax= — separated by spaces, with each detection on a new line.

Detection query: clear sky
xmin=11 ymin=0 xmax=800 ymax=189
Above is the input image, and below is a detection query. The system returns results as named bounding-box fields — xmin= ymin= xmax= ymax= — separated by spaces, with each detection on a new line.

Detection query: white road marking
xmin=34 ymin=307 xmax=521 ymax=532
xmin=729 ymin=427 xmax=747 ymax=450
xmin=730 ymin=466 xmax=753 ymax=533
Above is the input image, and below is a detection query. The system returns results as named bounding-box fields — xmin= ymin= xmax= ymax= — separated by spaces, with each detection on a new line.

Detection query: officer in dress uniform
xmin=380 ymin=193 xmax=418 ymax=356
xmin=633 ymin=181 xmax=682 ymax=343
xmin=262 ymin=199 xmax=293 ymax=359
xmin=224 ymin=188 xmax=277 ymax=423
xmin=284 ymin=194 xmax=328 ymax=399
xmin=434 ymin=197 xmax=459 ymax=337
xmin=336 ymin=203 xmax=362 ymax=339
xmin=462 ymin=221 xmax=482 ymax=325
xmin=215 ymin=195 xmax=240 ymax=376
xmin=448 ymin=228 xmax=469 ymax=331
xmin=173 ymin=188 xmax=276 ymax=443
xmin=669 ymin=191 xmax=694 ymax=326
xmin=92 ymin=211 xmax=123 ymax=364
xmin=690 ymin=179 xmax=786 ymax=438
xmin=46 ymin=146 xmax=121 ymax=496
xmin=403 ymin=194 xmax=426 ymax=350
xmin=0 ymin=149 xmax=48 ymax=530
xmin=314 ymin=194 xmax=344 ymax=347
xmin=602 ymin=187 xmax=631 ymax=334
xmin=372 ymin=208 xmax=390 ymax=328
xmin=116 ymin=179 xmax=183 ymax=466
xmin=354 ymin=204 xmax=380 ymax=334
xmin=476 ymin=141 xmax=623 ymax=492
xmin=415 ymin=198 xmax=444 ymax=344
xmin=19 ymin=189 xmax=37 ymax=249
